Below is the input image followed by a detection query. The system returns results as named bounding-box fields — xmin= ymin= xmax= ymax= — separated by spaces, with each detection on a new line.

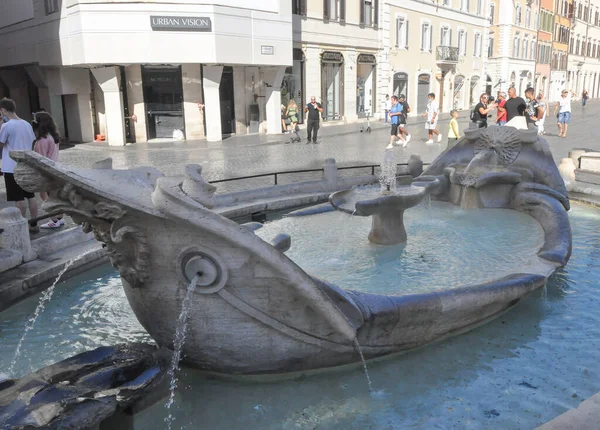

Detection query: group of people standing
xmin=281 ymin=96 xmax=323 ymax=144
xmin=0 ymin=97 xmax=63 ymax=234
xmin=471 ymin=86 xmax=576 ymax=138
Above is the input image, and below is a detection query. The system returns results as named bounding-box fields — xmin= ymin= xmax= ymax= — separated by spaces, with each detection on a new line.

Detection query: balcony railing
xmin=436 ymin=46 xmax=459 ymax=63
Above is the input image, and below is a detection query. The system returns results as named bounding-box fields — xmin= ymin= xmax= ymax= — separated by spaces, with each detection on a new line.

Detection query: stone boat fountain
xmin=9 ymin=123 xmax=571 ymax=376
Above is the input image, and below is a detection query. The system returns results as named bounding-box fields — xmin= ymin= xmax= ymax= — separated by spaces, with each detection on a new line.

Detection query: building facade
xmin=488 ymin=0 xmax=538 ymax=95
xmin=291 ymin=0 xmax=380 ymax=123
xmin=0 ymin=0 xmax=293 ymax=145
xmin=380 ymin=0 xmax=489 ymax=116
xmin=536 ymin=0 xmax=554 ymax=97
xmin=568 ymin=0 xmax=600 ymax=98
xmin=550 ymin=0 xmax=571 ymax=102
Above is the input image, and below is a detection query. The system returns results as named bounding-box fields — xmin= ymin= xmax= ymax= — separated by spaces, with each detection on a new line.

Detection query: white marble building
xmin=0 ymin=0 xmax=293 ymax=144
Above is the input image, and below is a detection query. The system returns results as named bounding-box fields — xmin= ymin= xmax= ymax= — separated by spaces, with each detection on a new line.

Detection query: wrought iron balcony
xmin=436 ymin=46 xmax=459 ymax=63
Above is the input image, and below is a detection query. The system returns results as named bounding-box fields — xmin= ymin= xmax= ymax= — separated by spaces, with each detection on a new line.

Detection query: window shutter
xmin=340 ymin=0 xmax=346 ymax=23
xmin=429 ymin=24 xmax=433 ymax=51
xmin=374 ymin=0 xmax=379 ymax=27
xmin=396 ymin=19 xmax=400 ymax=47
xmin=440 ymin=28 xmax=444 ymax=45
xmin=300 ymin=0 xmax=307 ymax=16
xmin=324 ymin=0 xmax=330 ymax=20
xmin=449 ymin=28 xmax=453 ymax=45
xmin=360 ymin=1 xmax=365 ymax=25
xmin=405 ymin=20 xmax=409 ymax=48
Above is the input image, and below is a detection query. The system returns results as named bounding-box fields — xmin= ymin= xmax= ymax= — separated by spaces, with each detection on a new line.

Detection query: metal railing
xmin=22 ymin=163 xmax=429 ymax=224
xmin=436 ymin=46 xmax=459 ymax=63
xmin=208 ymin=163 xmax=425 ymax=186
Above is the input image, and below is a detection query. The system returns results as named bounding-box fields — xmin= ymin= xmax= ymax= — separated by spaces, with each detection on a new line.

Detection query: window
xmin=44 ymin=0 xmax=59 ymax=15
xmin=477 ymin=0 xmax=483 ymax=15
xmin=440 ymin=26 xmax=452 ymax=46
xmin=460 ymin=0 xmax=470 ymax=12
xmin=513 ymin=35 xmax=520 ymax=57
xmin=489 ymin=3 xmax=495 ymax=24
xmin=523 ymin=38 xmax=528 ymax=58
xmin=535 ymin=11 xmax=539 ymax=29
xmin=516 ymin=5 xmax=522 ymax=25
xmin=421 ymin=22 xmax=432 ymax=52
xmin=526 ymin=8 xmax=531 ymax=27
xmin=359 ymin=0 xmax=378 ymax=27
xmin=531 ymin=40 xmax=536 ymax=60
xmin=474 ymin=32 xmax=482 ymax=56
xmin=323 ymin=0 xmax=340 ymax=20
xmin=443 ymin=0 xmax=451 ymax=6
xmin=395 ymin=16 xmax=409 ymax=48
xmin=488 ymin=36 xmax=494 ymax=57
xmin=458 ymin=29 xmax=467 ymax=55
xmin=577 ymin=2 xmax=582 ymax=19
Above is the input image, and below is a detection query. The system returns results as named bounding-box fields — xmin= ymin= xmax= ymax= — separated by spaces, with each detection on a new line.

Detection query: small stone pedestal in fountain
xmin=329 ymin=181 xmax=439 ymax=245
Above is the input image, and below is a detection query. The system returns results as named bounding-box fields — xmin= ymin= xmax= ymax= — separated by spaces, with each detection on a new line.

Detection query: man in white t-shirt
xmin=421 ymin=92 xmax=442 ymax=143
xmin=0 ymin=98 xmax=39 ymax=233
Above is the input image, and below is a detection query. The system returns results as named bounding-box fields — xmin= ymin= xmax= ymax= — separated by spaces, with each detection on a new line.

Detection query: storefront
xmin=281 ymin=49 xmax=305 ymax=124
xmin=393 ymin=72 xmax=409 ymax=99
xmin=321 ymin=51 xmax=344 ymax=121
xmin=142 ymin=66 xmax=185 ymax=140
xmin=356 ymin=53 xmax=376 ymax=117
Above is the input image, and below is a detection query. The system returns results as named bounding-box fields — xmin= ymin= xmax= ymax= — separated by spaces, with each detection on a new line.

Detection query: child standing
xmin=447 ymin=110 xmax=460 ymax=150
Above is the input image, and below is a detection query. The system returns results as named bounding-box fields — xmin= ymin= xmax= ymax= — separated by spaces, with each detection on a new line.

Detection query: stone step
xmin=0 ymin=248 xmax=23 ymax=273
xmin=574 ymin=169 xmax=600 ymax=186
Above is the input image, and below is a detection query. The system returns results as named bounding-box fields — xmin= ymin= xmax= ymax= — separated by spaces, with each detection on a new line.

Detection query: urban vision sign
xmin=150 ymin=16 xmax=212 ymax=32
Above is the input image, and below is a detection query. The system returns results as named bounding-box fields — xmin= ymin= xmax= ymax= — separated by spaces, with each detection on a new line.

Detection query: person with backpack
xmin=471 ymin=93 xmax=497 ymax=128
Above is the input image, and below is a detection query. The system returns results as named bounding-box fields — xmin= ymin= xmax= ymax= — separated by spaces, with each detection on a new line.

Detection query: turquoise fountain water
xmin=0 ymin=203 xmax=597 ymax=428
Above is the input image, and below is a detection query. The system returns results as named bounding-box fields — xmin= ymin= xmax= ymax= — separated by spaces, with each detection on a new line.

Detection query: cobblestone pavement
xmin=1 ymin=101 xmax=598 ymax=212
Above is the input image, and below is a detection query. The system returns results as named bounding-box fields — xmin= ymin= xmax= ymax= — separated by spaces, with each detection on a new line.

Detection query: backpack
xmin=470 ymin=106 xmax=478 ymax=121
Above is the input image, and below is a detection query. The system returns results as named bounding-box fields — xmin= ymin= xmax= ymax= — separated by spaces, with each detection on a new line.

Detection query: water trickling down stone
xmin=165 ymin=274 xmax=201 ymax=430
xmin=353 ymin=337 xmax=373 ymax=393
xmin=8 ymin=258 xmax=77 ymax=376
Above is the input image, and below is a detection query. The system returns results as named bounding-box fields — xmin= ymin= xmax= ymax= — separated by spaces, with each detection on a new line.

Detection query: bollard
xmin=0 ymin=207 xmax=37 ymax=263
xmin=558 ymin=158 xmax=576 ymax=182
xmin=323 ymin=158 xmax=338 ymax=189
xmin=407 ymin=154 xmax=424 ymax=178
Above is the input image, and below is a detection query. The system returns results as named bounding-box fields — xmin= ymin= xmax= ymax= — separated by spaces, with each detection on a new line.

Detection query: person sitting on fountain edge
xmin=386 ymin=95 xmax=407 ymax=149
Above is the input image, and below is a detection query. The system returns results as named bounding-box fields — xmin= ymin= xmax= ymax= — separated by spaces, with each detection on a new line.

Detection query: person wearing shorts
xmin=398 ymin=94 xmax=411 ymax=143
xmin=553 ymin=90 xmax=573 ymax=138
xmin=421 ymin=93 xmax=442 ymax=143
xmin=0 ymin=98 xmax=39 ymax=233
xmin=386 ymin=96 xmax=407 ymax=149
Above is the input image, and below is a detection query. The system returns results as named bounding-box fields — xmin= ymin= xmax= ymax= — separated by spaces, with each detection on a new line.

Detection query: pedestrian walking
xmin=0 ymin=98 xmax=39 ymax=233
xmin=554 ymin=89 xmax=573 ymax=138
xmin=386 ymin=96 xmax=407 ymax=149
xmin=32 ymin=111 xmax=64 ymax=229
xmin=398 ymin=94 xmax=412 ymax=142
xmin=447 ymin=109 xmax=461 ymax=150
xmin=504 ymin=87 xmax=526 ymax=122
xmin=496 ymin=92 xmax=507 ymax=125
xmin=524 ymin=87 xmax=543 ymax=127
xmin=281 ymin=104 xmax=288 ymax=133
xmin=582 ymin=90 xmax=589 ymax=107
xmin=535 ymin=92 xmax=547 ymax=135
xmin=471 ymin=93 xmax=496 ymax=128
xmin=305 ymin=96 xmax=323 ymax=144
xmin=384 ymin=94 xmax=391 ymax=123
xmin=421 ymin=93 xmax=442 ymax=143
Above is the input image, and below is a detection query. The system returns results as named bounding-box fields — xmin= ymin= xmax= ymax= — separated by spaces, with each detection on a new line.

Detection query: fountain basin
xmin=9 ymin=130 xmax=571 ymax=375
